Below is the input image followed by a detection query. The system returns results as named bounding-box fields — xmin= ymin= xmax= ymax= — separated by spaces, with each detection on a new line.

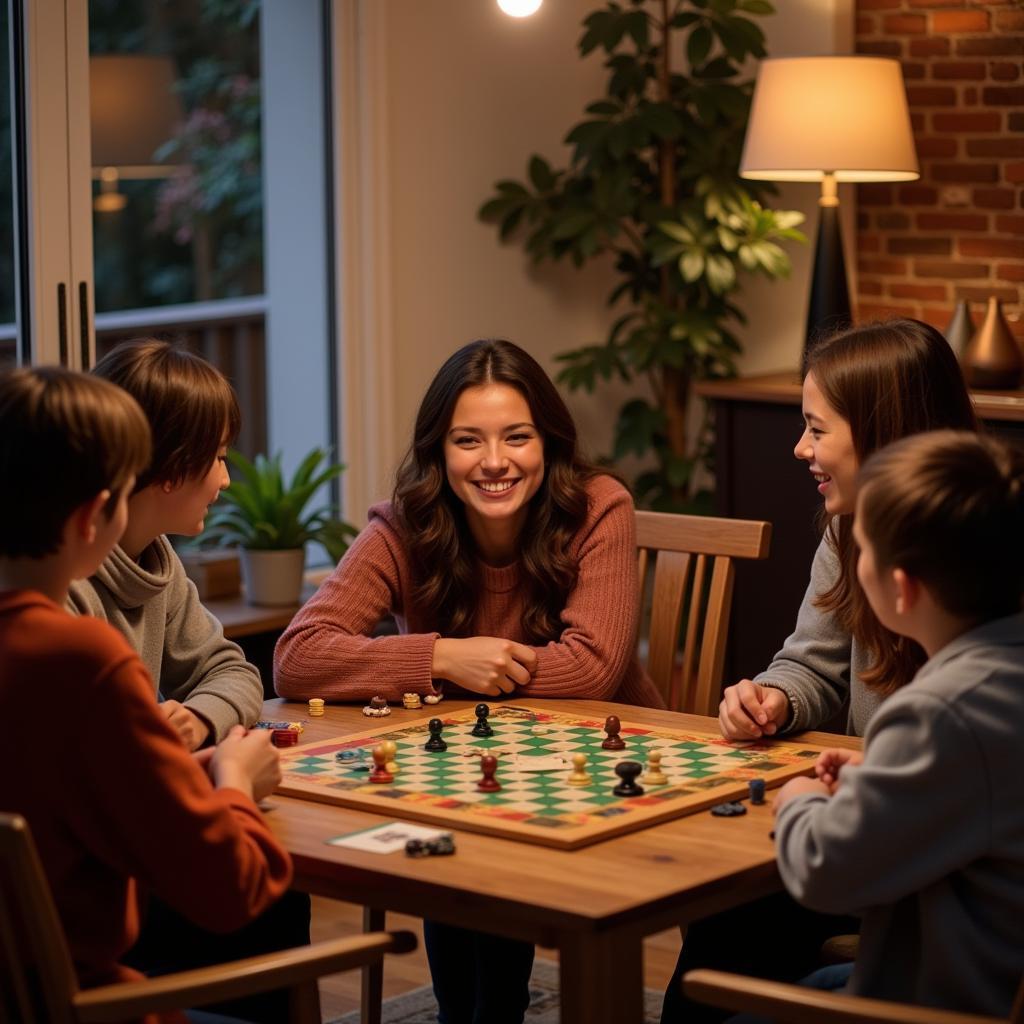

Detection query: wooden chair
xmin=636 ymin=510 xmax=771 ymax=714
xmin=683 ymin=969 xmax=1024 ymax=1024
xmin=0 ymin=813 xmax=416 ymax=1024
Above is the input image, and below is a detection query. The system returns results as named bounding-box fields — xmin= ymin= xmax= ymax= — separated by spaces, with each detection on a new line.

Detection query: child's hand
xmin=718 ymin=680 xmax=790 ymax=740
xmin=814 ymin=748 xmax=863 ymax=790
xmin=209 ymin=726 xmax=282 ymax=803
xmin=431 ymin=637 xmax=538 ymax=696
xmin=160 ymin=700 xmax=211 ymax=751
xmin=772 ymin=775 xmax=831 ymax=816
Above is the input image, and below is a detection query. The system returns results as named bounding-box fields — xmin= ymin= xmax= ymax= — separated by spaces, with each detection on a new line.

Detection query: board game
xmin=276 ymin=702 xmax=823 ymax=850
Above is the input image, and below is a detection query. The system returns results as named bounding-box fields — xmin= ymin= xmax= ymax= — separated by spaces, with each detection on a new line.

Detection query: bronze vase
xmin=943 ymin=300 xmax=974 ymax=356
xmin=961 ymin=297 xmax=1022 ymax=390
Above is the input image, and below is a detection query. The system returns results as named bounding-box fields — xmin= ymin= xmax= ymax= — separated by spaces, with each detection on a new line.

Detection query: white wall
xmin=336 ymin=0 xmax=852 ymax=515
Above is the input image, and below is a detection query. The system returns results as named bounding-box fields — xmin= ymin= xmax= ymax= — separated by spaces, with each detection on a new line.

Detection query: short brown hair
xmin=0 ymin=367 xmax=151 ymax=558
xmin=93 ymin=339 xmax=241 ymax=491
xmin=858 ymin=431 xmax=1024 ymax=621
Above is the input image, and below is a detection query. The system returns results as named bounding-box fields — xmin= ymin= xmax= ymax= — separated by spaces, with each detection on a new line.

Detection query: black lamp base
xmin=805 ymin=203 xmax=852 ymax=359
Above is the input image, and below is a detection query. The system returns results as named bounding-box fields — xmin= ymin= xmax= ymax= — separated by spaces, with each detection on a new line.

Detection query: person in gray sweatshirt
xmin=662 ymin=320 xmax=980 ymax=1024
xmin=68 ymin=339 xmax=262 ymax=749
xmin=771 ymin=429 xmax=1024 ymax=1017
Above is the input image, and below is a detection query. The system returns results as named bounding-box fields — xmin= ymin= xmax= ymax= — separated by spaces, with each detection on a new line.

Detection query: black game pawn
xmin=601 ymin=714 xmax=626 ymax=751
xmin=612 ymin=760 xmax=644 ymax=797
xmin=471 ymin=702 xmax=494 ymax=738
xmin=424 ymin=717 xmax=447 ymax=752
xmin=477 ymin=754 xmax=501 ymax=792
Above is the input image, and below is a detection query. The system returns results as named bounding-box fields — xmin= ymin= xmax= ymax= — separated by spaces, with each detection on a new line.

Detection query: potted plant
xmin=202 ymin=448 xmax=358 ymax=606
xmin=479 ymin=0 xmax=805 ymax=511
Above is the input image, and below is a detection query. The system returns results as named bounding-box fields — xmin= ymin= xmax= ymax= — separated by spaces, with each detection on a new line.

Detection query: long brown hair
xmin=807 ymin=319 xmax=979 ymax=694
xmin=394 ymin=339 xmax=604 ymax=642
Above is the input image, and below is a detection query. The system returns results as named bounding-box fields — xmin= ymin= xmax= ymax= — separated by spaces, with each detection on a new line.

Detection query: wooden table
xmin=263 ymin=696 xmax=860 ymax=1024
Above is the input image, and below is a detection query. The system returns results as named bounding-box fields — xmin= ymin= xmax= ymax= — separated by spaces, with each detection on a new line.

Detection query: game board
xmin=276 ymin=702 xmax=823 ymax=850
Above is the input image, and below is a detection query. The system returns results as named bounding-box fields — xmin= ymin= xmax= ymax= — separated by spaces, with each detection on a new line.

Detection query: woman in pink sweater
xmin=274 ymin=338 xmax=661 ymax=1023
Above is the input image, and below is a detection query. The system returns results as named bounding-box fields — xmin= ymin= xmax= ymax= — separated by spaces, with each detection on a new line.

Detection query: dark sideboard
xmin=696 ymin=373 xmax=1024 ymax=687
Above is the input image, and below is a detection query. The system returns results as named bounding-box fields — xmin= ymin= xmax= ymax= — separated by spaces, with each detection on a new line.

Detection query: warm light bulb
xmin=497 ymin=0 xmax=542 ymax=17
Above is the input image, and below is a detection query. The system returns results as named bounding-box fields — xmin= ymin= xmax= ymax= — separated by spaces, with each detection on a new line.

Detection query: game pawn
xmin=471 ymin=702 xmax=494 ymax=738
xmin=601 ymin=714 xmax=626 ymax=750
xmin=383 ymin=739 xmax=399 ymax=776
xmin=612 ymin=760 xmax=644 ymax=797
xmin=424 ymin=717 xmax=447 ymax=752
xmin=477 ymin=754 xmax=501 ymax=792
xmin=567 ymin=753 xmax=592 ymax=788
xmin=642 ymin=750 xmax=668 ymax=787
xmin=369 ymin=744 xmax=394 ymax=784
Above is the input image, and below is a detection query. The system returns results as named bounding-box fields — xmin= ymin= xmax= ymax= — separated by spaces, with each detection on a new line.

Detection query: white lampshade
xmin=740 ymin=57 xmax=918 ymax=183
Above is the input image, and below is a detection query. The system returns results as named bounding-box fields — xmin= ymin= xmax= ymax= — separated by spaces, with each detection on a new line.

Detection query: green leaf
xmin=613 ymin=399 xmax=666 ymax=459
xmin=528 ymin=155 xmax=556 ymax=192
xmin=550 ymin=210 xmax=594 ymax=240
xmin=679 ymin=251 xmax=705 ymax=281
xmin=687 ymin=25 xmax=713 ymax=67
xmin=639 ymin=102 xmax=684 ymax=140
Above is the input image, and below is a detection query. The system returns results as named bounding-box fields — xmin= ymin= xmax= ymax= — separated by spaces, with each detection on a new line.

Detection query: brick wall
xmin=854 ymin=0 xmax=1024 ymax=343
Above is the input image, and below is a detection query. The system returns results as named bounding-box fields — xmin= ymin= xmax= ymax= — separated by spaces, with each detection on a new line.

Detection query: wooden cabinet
xmin=696 ymin=373 xmax=1024 ymax=685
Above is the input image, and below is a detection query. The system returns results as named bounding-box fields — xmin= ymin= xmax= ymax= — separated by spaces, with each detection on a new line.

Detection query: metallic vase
xmin=962 ymin=297 xmax=1022 ymax=390
xmin=943 ymin=300 xmax=974 ymax=356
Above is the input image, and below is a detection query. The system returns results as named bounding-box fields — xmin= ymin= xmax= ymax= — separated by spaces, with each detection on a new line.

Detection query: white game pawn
xmin=642 ymin=749 xmax=668 ymax=786
xmin=567 ymin=753 xmax=592 ymax=788
xmin=383 ymin=739 xmax=399 ymax=776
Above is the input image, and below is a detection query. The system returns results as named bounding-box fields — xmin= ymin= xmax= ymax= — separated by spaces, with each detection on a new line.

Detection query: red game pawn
xmin=601 ymin=714 xmax=626 ymax=751
xmin=477 ymin=754 xmax=501 ymax=792
xmin=369 ymin=744 xmax=394 ymax=784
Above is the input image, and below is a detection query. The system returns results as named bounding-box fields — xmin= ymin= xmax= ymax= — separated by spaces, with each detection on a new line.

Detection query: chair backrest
xmin=636 ymin=511 xmax=771 ymax=715
xmin=0 ymin=813 xmax=79 ymax=1024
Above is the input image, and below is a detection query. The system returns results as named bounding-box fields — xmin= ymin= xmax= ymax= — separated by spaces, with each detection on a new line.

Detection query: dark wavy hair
xmin=806 ymin=318 xmax=979 ymax=695
xmin=394 ymin=339 xmax=604 ymax=642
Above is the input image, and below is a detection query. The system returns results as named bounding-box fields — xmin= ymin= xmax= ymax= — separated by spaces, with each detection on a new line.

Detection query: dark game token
xmin=612 ymin=760 xmax=644 ymax=797
xmin=710 ymin=801 xmax=747 ymax=817
xmin=424 ymin=717 xmax=448 ymax=752
xmin=601 ymin=714 xmax=626 ymax=751
xmin=471 ymin=702 xmax=494 ymax=738
xmin=405 ymin=832 xmax=456 ymax=857
xmin=748 ymin=778 xmax=766 ymax=805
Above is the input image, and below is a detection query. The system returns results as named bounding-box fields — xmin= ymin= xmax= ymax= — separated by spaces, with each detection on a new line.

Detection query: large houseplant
xmin=479 ymin=0 xmax=805 ymax=511
xmin=202 ymin=448 xmax=357 ymax=606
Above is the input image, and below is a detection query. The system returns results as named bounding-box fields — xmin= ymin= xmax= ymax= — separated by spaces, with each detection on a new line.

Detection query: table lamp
xmin=740 ymin=56 xmax=918 ymax=353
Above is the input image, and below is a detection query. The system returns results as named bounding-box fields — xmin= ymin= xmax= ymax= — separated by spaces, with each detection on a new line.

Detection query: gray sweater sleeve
xmin=754 ymin=536 xmax=851 ymax=733
xmin=159 ymin=549 xmax=264 ymax=740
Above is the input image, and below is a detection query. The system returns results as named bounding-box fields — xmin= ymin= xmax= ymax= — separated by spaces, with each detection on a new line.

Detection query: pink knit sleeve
xmin=273 ymin=519 xmax=440 ymax=702
xmin=516 ymin=478 xmax=641 ymax=700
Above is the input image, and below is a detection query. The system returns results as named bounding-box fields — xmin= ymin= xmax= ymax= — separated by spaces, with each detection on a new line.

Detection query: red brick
xmin=932 ymin=112 xmax=1000 ymax=132
xmin=957 ymin=37 xmax=1024 ymax=58
xmin=899 ymin=184 xmax=939 ymax=204
xmin=917 ymin=212 xmax=989 ymax=231
xmin=859 ymin=184 xmax=894 ymax=205
xmin=857 ymin=211 xmax=872 ymax=231
xmin=910 ymin=38 xmax=950 ymax=57
xmin=959 ymin=237 xmax=1024 ymax=259
xmin=914 ymin=260 xmax=990 ymax=279
xmin=858 ymin=302 xmax=918 ymax=320
xmin=996 ymin=263 xmax=1024 ymax=282
xmin=973 ymin=188 xmax=1016 ymax=209
xmin=857 ymin=40 xmax=904 ymax=56
xmin=856 ymin=14 xmax=875 ymax=33
xmin=876 ymin=212 xmax=912 ymax=229
xmin=883 ymin=13 xmax=927 ymax=32
xmin=911 ymin=112 xmax=926 ymax=131
xmin=859 ymin=233 xmax=882 ymax=253
xmin=857 ymin=0 xmax=900 ymax=8
xmin=933 ymin=9 xmax=990 ymax=31
xmin=907 ymin=85 xmax=958 ymax=105
xmin=907 ymin=0 xmax=968 ymax=6
xmin=917 ymin=307 xmax=956 ymax=332
xmin=932 ymin=163 xmax=999 ymax=183
xmin=890 ymin=282 xmax=949 ymax=301
xmin=933 ymin=62 xmax=987 ymax=80
xmin=983 ymin=86 xmax=1024 ymax=106
xmin=858 ymin=257 xmax=910 ymax=275
xmin=954 ymin=285 xmax=1020 ymax=304
xmin=889 ymin=237 xmax=953 ymax=255
xmin=995 ymin=9 xmax=1024 ymax=30
xmin=1008 ymin=114 xmax=1024 ymax=133
xmin=901 ymin=61 xmax=927 ymax=80
xmin=964 ymin=87 xmax=979 ymax=104
xmin=992 ymin=63 xmax=1021 ymax=83
xmin=966 ymin=138 xmax=1024 ymax=158
xmin=859 ymin=279 xmax=884 ymax=295
xmin=916 ymin=137 xmax=958 ymax=158
xmin=996 ymin=215 xmax=1024 ymax=235
xmin=1007 ymin=162 xmax=1024 ymax=184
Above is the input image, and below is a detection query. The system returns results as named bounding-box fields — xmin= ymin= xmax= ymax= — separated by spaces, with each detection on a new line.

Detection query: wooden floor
xmin=311 ymin=896 xmax=682 ymax=1021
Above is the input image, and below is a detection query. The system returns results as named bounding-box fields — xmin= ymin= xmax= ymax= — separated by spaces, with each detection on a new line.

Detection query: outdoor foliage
xmin=479 ymin=0 xmax=805 ymax=511
xmin=203 ymin=448 xmax=358 ymax=561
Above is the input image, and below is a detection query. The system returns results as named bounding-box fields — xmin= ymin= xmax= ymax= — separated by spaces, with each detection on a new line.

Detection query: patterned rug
xmin=328 ymin=956 xmax=664 ymax=1023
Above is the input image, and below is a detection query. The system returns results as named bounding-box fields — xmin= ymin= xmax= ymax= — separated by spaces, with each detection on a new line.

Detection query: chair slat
xmin=678 ymin=554 xmax=707 ymax=713
xmin=692 ymin=558 xmax=736 ymax=717
xmin=646 ymin=550 xmax=692 ymax=702
xmin=636 ymin=511 xmax=770 ymax=559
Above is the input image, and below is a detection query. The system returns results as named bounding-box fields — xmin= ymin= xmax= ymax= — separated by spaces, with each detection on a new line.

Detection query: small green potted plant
xmin=202 ymin=448 xmax=358 ymax=606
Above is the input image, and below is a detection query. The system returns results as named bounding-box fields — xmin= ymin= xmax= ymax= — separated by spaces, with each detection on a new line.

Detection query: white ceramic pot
xmin=240 ymin=548 xmax=305 ymax=606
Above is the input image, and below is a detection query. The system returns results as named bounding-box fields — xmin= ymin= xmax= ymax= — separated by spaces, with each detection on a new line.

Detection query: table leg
xmin=559 ymin=928 xmax=644 ymax=1024
xmin=360 ymin=906 xmax=385 ymax=1024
